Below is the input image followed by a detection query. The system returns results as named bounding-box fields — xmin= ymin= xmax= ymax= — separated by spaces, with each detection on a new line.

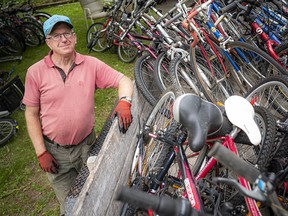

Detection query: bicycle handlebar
xmin=218 ymin=1 xmax=240 ymax=14
xmin=207 ymin=142 xmax=260 ymax=183
xmin=116 ymin=187 xmax=203 ymax=216
xmin=218 ymin=0 xmax=262 ymax=15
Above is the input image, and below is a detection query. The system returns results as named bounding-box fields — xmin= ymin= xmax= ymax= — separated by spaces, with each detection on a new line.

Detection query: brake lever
xmin=213 ymin=177 xmax=267 ymax=202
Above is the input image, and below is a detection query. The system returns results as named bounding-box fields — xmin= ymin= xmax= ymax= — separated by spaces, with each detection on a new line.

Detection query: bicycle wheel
xmin=86 ymin=22 xmax=110 ymax=52
xmin=117 ymin=31 xmax=138 ymax=63
xmin=245 ymin=74 xmax=288 ymax=121
xmin=33 ymin=12 xmax=51 ymax=25
xmin=0 ymin=119 xmax=17 ymax=147
xmin=18 ymin=24 xmax=41 ymax=47
xmin=121 ymin=91 xmax=175 ymax=216
xmin=134 ymin=54 xmax=162 ymax=105
xmin=236 ymin=106 xmax=276 ymax=171
xmin=153 ymin=52 xmax=172 ymax=92
xmin=22 ymin=21 xmax=45 ymax=44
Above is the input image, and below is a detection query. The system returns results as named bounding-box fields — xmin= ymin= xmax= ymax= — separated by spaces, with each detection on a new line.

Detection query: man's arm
xmin=118 ymin=76 xmax=133 ymax=99
xmin=114 ymin=76 xmax=134 ymax=132
xmin=25 ymin=106 xmax=59 ymax=173
xmin=25 ymin=106 xmax=46 ymax=156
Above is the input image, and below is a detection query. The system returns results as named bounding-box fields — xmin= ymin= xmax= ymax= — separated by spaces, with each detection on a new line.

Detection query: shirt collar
xmin=43 ymin=50 xmax=85 ymax=67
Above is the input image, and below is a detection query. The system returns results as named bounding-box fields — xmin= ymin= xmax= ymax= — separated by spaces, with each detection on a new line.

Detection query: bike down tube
xmin=226 ymin=136 xmax=262 ymax=216
xmin=148 ymin=132 xmax=206 ymax=213
xmin=177 ymin=142 xmax=205 ymax=213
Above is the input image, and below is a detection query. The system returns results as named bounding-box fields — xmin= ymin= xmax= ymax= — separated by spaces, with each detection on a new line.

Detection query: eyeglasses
xmin=46 ymin=31 xmax=75 ymax=41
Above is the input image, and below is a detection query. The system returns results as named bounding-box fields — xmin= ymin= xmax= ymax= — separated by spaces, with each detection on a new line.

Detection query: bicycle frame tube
xmin=176 ymin=143 xmax=205 ymax=213
xmin=226 ymin=136 xmax=262 ymax=216
xmin=249 ymin=22 xmax=281 ymax=64
xmin=254 ymin=18 xmax=282 ymax=44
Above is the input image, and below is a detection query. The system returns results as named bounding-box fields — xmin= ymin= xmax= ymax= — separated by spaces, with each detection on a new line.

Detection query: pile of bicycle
xmin=90 ymin=0 xmax=288 ymax=215
xmin=87 ymin=0 xmax=288 ymax=215
xmin=0 ymin=0 xmax=51 ymax=63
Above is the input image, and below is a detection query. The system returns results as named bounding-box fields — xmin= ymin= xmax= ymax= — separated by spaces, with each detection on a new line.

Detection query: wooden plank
xmin=69 ymin=86 xmax=152 ymax=215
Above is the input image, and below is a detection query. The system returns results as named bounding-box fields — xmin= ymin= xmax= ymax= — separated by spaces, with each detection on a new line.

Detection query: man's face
xmin=45 ymin=23 xmax=77 ymax=56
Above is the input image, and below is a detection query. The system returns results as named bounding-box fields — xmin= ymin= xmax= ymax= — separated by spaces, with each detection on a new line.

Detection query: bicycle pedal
xmin=167 ymin=175 xmax=183 ymax=189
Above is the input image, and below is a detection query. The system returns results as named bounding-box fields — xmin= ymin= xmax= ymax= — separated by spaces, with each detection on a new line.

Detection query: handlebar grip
xmin=207 ymin=142 xmax=260 ymax=183
xmin=218 ymin=1 xmax=240 ymax=14
xmin=163 ymin=12 xmax=183 ymax=28
xmin=116 ymin=187 xmax=196 ymax=216
xmin=245 ymin=0 xmax=262 ymax=7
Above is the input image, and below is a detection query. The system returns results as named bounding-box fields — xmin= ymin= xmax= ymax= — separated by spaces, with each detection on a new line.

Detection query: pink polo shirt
xmin=23 ymin=51 xmax=124 ymax=145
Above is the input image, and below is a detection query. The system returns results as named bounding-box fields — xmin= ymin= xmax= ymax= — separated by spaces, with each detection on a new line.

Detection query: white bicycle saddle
xmin=224 ymin=95 xmax=262 ymax=145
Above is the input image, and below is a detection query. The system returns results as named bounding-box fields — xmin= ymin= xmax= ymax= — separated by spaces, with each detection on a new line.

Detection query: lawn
xmin=0 ymin=2 xmax=134 ymax=215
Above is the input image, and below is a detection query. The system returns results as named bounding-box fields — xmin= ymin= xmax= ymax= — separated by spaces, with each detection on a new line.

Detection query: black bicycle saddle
xmin=173 ymin=94 xmax=223 ymax=152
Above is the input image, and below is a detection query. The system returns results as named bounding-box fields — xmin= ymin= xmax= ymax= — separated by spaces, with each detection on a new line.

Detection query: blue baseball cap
xmin=43 ymin=15 xmax=73 ymax=37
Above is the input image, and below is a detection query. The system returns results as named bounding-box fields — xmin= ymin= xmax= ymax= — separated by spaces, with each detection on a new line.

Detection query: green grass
xmin=0 ymin=2 xmax=134 ymax=215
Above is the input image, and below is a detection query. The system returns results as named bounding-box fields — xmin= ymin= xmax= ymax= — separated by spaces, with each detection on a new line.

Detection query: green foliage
xmin=0 ymin=2 xmax=134 ymax=215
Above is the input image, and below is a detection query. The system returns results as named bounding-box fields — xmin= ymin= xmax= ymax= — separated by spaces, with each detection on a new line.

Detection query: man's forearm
xmin=118 ymin=76 xmax=134 ymax=99
xmin=25 ymin=108 xmax=46 ymax=156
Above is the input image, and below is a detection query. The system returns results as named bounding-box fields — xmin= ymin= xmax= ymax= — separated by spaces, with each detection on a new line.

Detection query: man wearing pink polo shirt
xmin=23 ymin=15 xmax=133 ymax=215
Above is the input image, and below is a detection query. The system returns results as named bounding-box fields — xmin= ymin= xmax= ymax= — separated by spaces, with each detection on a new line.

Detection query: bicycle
xmin=86 ymin=0 xmax=139 ymax=63
xmin=120 ymin=89 xmax=275 ymax=215
xmin=181 ymin=0 xmax=286 ymax=105
xmin=116 ymin=140 xmax=288 ymax=216
xmin=217 ymin=0 xmax=288 ymax=71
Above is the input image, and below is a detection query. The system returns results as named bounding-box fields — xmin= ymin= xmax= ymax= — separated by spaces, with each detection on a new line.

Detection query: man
xmin=23 ymin=15 xmax=133 ymax=215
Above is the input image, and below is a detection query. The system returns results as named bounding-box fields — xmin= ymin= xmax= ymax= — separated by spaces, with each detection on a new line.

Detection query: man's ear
xmin=45 ymin=39 xmax=53 ymax=50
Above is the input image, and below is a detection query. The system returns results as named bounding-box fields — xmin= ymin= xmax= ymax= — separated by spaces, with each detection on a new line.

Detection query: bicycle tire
xmin=134 ymin=54 xmax=162 ymax=106
xmin=0 ymin=118 xmax=17 ymax=147
xmin=22 ymin=21 xmax=45 ymax=44
xmin=22 ymin=15 xmax=45 ymax=43
xmin=153 ymin=52 xmax=172 ymax=92
xmin=143 ymin=90 xmax=175 ymax=179
xmin=245 ymin=74 xmax=288 ymax=121
xmin=86 ymin=22 xmax=110 ymax=52
xmin=18 ymin=24 xmax=41 ymax=47
xmin=121 ymin=91 xmax=176 ymax=216
xmin=117 ymin=31 xmax=138 ymax=63
xmin=33 ymin=12 xmax=51 ymax=25
xmin=236 ymin=106 xmax=276 ymax=171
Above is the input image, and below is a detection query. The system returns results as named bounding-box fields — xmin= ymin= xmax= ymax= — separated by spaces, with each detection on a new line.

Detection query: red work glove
xmin=37 ymin=150 xmax=59 ymax=174
xmin=113 ymin=100 xmax=132 ymax=133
